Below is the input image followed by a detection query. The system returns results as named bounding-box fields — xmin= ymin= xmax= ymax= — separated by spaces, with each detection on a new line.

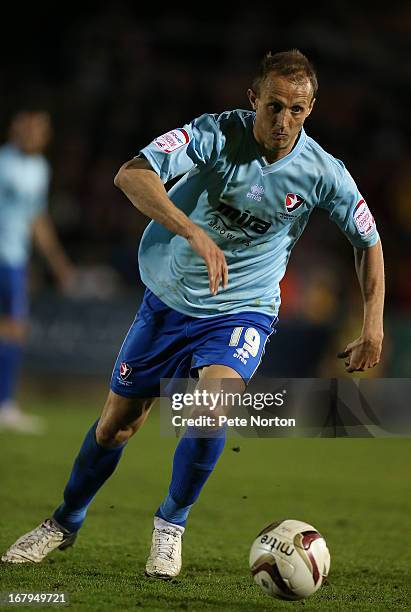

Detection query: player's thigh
xmin=0 ymin=316 xmax=27 ymax=342
xmin=198 ymin=364 xmax=245 ymax=385
xmin=191 ymin=312 xmax=276 ymax=385
xmin=194 ymin=364 xmax=245 ymax=419
xmin=96 ymin=390 xmax=156 ymax=446
xmin=0 ymin=265 xmax=28 ymax=341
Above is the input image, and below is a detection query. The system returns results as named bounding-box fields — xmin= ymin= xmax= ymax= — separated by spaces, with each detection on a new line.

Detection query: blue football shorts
xmin=0 ymin=265 xmax=28 ymax=320
xmin=110 ymin=288 xmax=277 ymax=398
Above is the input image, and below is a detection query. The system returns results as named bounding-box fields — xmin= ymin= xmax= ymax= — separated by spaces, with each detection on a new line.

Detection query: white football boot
xmin=0 ymin=401 xmax=46 ymax=435
xmin=1 ymin=518 xmax=76 ymax=563
xmin=145 ymin=517 xmax=184 ymax=579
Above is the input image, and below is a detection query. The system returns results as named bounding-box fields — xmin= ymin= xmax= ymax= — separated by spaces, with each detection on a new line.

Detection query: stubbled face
xmin=10 ymin=112 xmax=52 ymax=154
xmin=248 ymin=72 xmax=315 ymax=163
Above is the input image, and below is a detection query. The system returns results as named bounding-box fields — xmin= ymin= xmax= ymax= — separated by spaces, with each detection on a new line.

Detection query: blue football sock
xmin=0 ymin=340 xmax=22 ymax=404
xmin=156 ymin=427 xmax=226 ymax=527
xmin=53 ymin=420 xmax=125 ymax=533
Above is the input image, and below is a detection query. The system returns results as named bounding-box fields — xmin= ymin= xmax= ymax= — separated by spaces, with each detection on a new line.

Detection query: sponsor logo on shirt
xmin=213 ymin=202 xmax=272 ymax=237
xmin=247 ymin=184 xmax=264 ymax=202
xmin=154 ymin=129 xmax=190 ymax=153
xmin=285 ymin=193 xmax=304 ymax=212
xmin=353 ymin=198 xmax=375 ymax=236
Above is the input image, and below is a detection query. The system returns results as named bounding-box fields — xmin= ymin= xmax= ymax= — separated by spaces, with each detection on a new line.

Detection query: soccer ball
xmin=249 ymin=519 xmax=330 ymax=601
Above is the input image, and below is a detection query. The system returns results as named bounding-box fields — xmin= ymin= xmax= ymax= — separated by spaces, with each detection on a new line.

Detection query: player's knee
xmin=97 ymin=392 xmax=153 ymax=447
xmin=95 ymin=421 xmax=115 ymax=447
xmin=95 ymin=419 xmax=139 ymax=448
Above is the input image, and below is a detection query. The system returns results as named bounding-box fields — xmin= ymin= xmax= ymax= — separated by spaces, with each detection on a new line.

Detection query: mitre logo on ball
xmin=285 ymin=193 xmax=304 ymax=212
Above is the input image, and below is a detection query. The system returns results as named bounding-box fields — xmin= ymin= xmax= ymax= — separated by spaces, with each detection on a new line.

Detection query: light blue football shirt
xmin=138 ymin=110 xmax=379 ymax=318
xmin=0 ymin=143 xmax=50 ymax=266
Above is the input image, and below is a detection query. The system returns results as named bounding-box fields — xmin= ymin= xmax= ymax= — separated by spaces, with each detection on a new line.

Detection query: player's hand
xmin=57 ymin=263 xmax=78 ymax=295
xmin=187 ymin=225 xmax=228 ymax=295
xmin=337 ymin=335 xmax=383 ymax=373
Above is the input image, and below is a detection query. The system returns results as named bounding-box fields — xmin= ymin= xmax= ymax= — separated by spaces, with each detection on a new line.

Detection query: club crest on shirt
xmin=119 ymin=362 xmax=132 ymax=380
xmin=285 ymin=193 xmax=304 ymax=212
xmin=353 ymin=198 xmax=375 ymax=236
xmin=154 ymin=129 xmax=190 ymax=153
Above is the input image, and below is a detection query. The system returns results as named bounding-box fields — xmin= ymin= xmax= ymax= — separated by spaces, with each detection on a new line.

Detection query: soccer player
xmin=0 ymin=111 xmax=74 ymax=433
xmin=2 ymin=51 xmax=384 ymax=577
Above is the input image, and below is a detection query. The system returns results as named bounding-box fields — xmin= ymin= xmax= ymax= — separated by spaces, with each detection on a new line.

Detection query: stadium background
xmin=0 ymin=2 xmax=410 ymax=384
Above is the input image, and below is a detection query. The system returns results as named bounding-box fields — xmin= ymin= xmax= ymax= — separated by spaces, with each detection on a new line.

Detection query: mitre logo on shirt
xmin=246 ymin=184 xmax=264 ymax=202
xmin=353 ymin=198 xmax=375 ymax=236
xmin=154 ymin=128 xmax=190 ymax=153
xmin=214 ymin=202 xmax=272 ymax=236
xmin=285 ymin=193 xmax=304 ymax=212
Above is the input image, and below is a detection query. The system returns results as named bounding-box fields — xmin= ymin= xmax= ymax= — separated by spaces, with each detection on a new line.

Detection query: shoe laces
xmin=17 ymin=520 xmax=62 ymax=552
xmin=154 ymin=528 xmax=180 ymax=561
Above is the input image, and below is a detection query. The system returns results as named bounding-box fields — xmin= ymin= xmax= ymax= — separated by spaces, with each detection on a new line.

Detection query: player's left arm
xmin=32 ymin=213 xmax=76 ymax=290
xmin=337 ymin=240 xmax=385 ymax=372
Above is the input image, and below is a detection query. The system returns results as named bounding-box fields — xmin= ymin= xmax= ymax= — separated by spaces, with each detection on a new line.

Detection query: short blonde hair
xmin=252 ymin=49 xmax=318 ymax=99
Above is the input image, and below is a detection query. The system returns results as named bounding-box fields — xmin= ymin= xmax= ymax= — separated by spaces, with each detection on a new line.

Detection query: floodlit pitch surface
xmin=0 ymin=398 xmax=410 ymax=611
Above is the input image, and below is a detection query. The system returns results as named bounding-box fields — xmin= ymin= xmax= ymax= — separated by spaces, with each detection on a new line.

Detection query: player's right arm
xmin=32 ymin=213 xmax=76 ymax=291
xmin=114 ymin=156 xmax=228 ymax=295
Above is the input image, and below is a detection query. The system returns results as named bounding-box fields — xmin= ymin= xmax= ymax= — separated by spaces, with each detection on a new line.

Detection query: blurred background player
xmin=0 ymin=110 xmax=75 ymax=433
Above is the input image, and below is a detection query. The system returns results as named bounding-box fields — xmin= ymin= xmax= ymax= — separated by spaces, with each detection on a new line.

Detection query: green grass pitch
xmin=0 ymin=396 xmax=410 ymax=611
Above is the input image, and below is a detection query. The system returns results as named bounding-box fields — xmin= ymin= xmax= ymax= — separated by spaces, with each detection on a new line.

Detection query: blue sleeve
xmin=319 ymin=162 xmax=379 ymax=248
xmin=138 ymin=113 xmax=222 ymax=182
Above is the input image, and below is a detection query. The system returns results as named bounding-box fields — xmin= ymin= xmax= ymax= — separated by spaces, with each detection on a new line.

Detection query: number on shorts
xmin=243 ymin=327 xmax=260 ymax=357
xmin=229 ymin=326 xmax=260 ymax=357
xmin=229 ymin=326 xmax=244 ymax=347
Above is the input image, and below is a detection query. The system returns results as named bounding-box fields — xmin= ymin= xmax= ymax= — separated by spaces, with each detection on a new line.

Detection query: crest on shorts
xmin=119 ymin=362 xmax=132 ymax=380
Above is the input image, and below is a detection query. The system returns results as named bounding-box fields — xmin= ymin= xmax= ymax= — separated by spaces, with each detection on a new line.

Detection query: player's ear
xmin=307 ymin=97 xmax=316 ymax=116
xmin=247 ymin=88 xmax=258 ymax=110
